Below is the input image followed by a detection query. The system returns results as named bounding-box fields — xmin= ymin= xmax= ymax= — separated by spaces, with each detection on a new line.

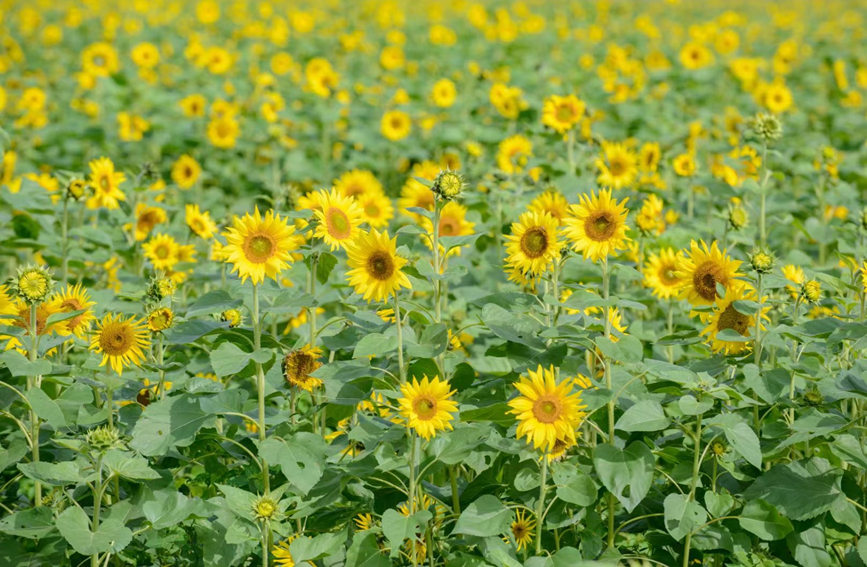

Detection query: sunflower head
xmin=147 ymin=307 xmax=174 ymax=333
xmin=282 ymin=345 xmax=323 ymax=392
xmin=253 ymin=495 xmax=279 ymax=522
xmin=85 ymin=424 xmax=121 ymax=452
xmin=221 ymin=308 xmax=243 ymax=328
xmin=222 ymin=207 xmax=299 ymax=285
xmin=700 ymin=282 xmax=767 ymax=355
xmin=749 ymin=248 xmax=775 ymax=274
xmin=749 ymin=112 xmax=782 ymax=144
xmin=89 ymin=313 xmax=151 ymax=375
xmin=504 ymin=210 xmax=563 ymax=278
xmin=146 ymin=277 xmax=176 ymax=303
xmin=510 ymin=510 xmax=536 ymax=551
xmin=676 ymin=240 xmax=742 ymax=306
xmin=66 ymin=179 xmax=88 ymax=200
xmin=398 ymin=375 xmax=459 ymax=440
xmin=345 ymin=229 xmax=412 ymax=303
xmin=562 ymin=189 xmax=630 ymax=263
xmin=432 ymin=169 xmax=464 ymax=201
xmin=727 ymin=199 xmax=749 ymax=230
xmin=12 ymin=265 xmax=54 ymax=304
xmin=801 ymin=280 xmax=821 ymax=303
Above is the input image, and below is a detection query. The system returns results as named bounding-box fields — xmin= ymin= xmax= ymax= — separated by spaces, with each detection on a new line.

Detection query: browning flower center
xmin=520 ymin=226 xmax=548 ymax=258
xmin=609 ymin=156 xmax=628 ymax=176
xmin=100 ymin=324 xmax=133 ymax=355
xmin=585 ymin=211 xmax=617 ymax=241
xmin=693 ymin=261 xmax=724 ymax=301
xmin=366 ymin=251 xmax=395 ymax=280
xmin=439 ymin=216 xmax=459 ymax=236
xmin=717 ymin=304 xmax=750 ymax=336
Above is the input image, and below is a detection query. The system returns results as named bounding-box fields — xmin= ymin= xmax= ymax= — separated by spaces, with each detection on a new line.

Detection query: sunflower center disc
xmin=532 ymin=396 xmax=561 ymax=423
xmin=520 ymin=227 xmax=548 ymax=258
xmin=718 ymin=304 xmax=749 ymax=335
xmin=367 ymin=251 xmax=394 ymax=280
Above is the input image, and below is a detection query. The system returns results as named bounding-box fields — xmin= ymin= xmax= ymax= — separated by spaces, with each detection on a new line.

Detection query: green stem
xmin=252 ymin=284 xmax=270 ymax=494
xmin=28 ymin=302 xmax=41 ymax=506
xmin=91 ymin=456 xmax=103 ymax=567
xmin=450 ymin=466 xmax=461 ymax=514
xmin=394 ymin=292 xmax=406 ymax=384
xmin=535 ymin=455 xmax=548 ymax=555
xmin=754 ymin=272 xmax=763 ymax=371
xmin=666 ymin=300 xmax=674 ymax=364
xmin=61 ymin=197 xmax=69 ymax=285
xmin=683 ymin=414 xmax=703 ymax=567
xmin=408 ymin=432 xmax=418 ymax=567
xmin=566 ymin=130 xmax=575 ymax=173
xmin=602 ymin=259 xmax=615 ymax=549
xmin=156 ymin=333 xmax=165 ymax=401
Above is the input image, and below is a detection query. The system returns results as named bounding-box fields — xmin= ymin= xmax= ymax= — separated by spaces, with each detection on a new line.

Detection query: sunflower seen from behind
xmin=345 ymin=229 xmax=411 ymax=303
xmin=398 ymin=375 xmax=458 ymax=440
xmin=313 ymin=188 xmax=363 ymax=251
xmin=508 ymin=365 xmax=588 ymax=452
xmin=90 ymin=313 xmax=150 ymax=375
xmin=222 ymin=208 xmax=299 ymax=285
xmin=505 ymin=210 xmax=563 ymax=278
xmin=563 ymin=189 xmax=630 ymax=263
xmin=676 ymin=239 xmax=742 ymax=306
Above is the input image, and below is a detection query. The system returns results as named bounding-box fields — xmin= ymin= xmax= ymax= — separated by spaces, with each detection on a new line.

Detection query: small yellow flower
xmin=221 ymin=308 xmax=243 ymax=328
xmin=147 ymin=307 xmax=174 ymax=333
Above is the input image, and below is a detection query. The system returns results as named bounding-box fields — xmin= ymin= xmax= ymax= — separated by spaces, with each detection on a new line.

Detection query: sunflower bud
xmin=749 ymin=248 xmax=775 ymax=274
xmin=66 ymin=179 xmax=88 ymax=201
xmin=221 ymin=308 xmax=242 ymax=328
xmin=85 ymin=425 xmax=121 ymax=452
xmin=432 ymin=169 xmax=464 ymax=201
xmin=12 ymin=265 xmax=54 ymax=304
xmin=710 ymin=440 xmax=727 ymax=457
xmin=146 ymin=277 xmax=176 ymax=303
xmin=727 ymin=200 xmax=748 ymax=230
xmin=147 ymin=307 xmax=174 ymax=332
xmin=253 ymin=495 xmax=279 ymax=521
xmin=749 ymin=112 xmax=782 ymax=144
xmin=803 ymin=389 xmax=823 ymax=406
xmin=800 ymin=280 xmax=821 ymax=303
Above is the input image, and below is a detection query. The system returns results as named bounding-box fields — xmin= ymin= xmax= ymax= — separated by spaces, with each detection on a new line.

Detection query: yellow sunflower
xmin=508 ymin=365 xmax=588 ymax=452
xmin=143 ymin=233 xmax=181 ymax=271
xmin=562 ymin=189 xmax=630 ymax=262
xmin=509 ymin=510 xmax=536 ymax=551
xmin=643 ymin=248 xmax=684 ymax=299
xmin=86 ymin=157 xmax=126 ymax=210
xmin=595 ymin=141 xmax=638 ymax=190
xmin=282 ymin=345 xmax=323 ymax=392
xmin=398 ymin=375 xmax=458 ymax=440
xmin=528 ymin=190 xmax=570 ymax=225
xmin=207 ymin=115 xmax=240 ymax=148
xmin=381 ymin=109 xmax=411 ymax=141
xmin=334 ymin=169 xmax=383 ymax=199
xmin=46 ymin=283 xmax=96 ymax=338
xmin=222 ymin=208 xmax=300 ymax=285
xmin=541 ymin=94 xmax=585 ymax=134
xmin=171 ymin=155 xmax=202 ymax=189
xmin=147 ymin=307 xmax=174 ymax=333
xmin=185 ymin=204 xmax=218 ymax=239
xmin=345 ymin=229 xmax=411 ymax=303
xmin=701 ymin=283 xmax=768 ymax=355
xmin=422 ymin=201 xmax=475 ymax=258
xmin=497 ymin=134 xmax=533 ymax=174
xmin=676 ymin=240 xmax=742 ymax=306
xmin=133 ymin=203 xmax=167 ymax=241
xmin=313 ymin=189 xmax=363 ymax=251
xmin=356 ymin=191 xmax=394 ymax=229
xmin=272 ymin=534 xmax=312 ymax=567
xmin=781 ymin=264 xmax=805 ymax=299
xmin=504 ymin=210 xmax=563 ymax=276
xmin=90 ymin=313 xmax=150 ymax=375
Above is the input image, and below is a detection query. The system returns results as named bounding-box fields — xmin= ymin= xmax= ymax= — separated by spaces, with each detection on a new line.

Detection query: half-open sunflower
xmin=46 ymin=283 xmax=96 ymax=337
xmin=676 ymin=239 xmax=742 ymax=306
xmin=508 ymin=365 xmax=587 ymax=452
xmin=90 ymin=313 xmax=150 ymax=375
xmin=222 ymin=208 xmax=299 ymax=285
xmin=398 ymin=375 xmax=458 ymax=440
xmin=504 ymin=210 xmax=562 ymax=276
xmin=313 ymin=188 xmax=363 ymax=250
xmin=563 ymin=189 xmax=630 ymax=262
xmin=345 ymin=229 xmax=411 ymax=303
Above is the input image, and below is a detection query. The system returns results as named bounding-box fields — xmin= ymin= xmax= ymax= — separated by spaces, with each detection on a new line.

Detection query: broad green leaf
xmin=0 ymin=507 xmax=56 ymax=539
xmin=615 ymin=400 xmax=669 ymax=432
xmin=259 ymin=433 xmax=327 ymax=495
xmin=664 ymin=493 xmax=707 ymax=541
xmin=209 ymin=342 xmax=253 ymax=377
xmin=738 ymin=499 xmax=793 ymax=540
xmin=595 ymin=335 xmax=643 ymax=363
xmin=130 ymin=394 xmax=212 ymax=456
xmin=26 ymin=386 xmax=66 ymax=429
xmin=592 ymin=442 xmax=655 ymax=512
xmin=102 ymin=450 xmax=161 ymax=480
xmin=552 ymin=463 xmax=596 ymax=507
xmin=290 ymin=532 xmax=344 ymax=561
xmin=0 ymin=350 xmax=51 ymax=377
xmin=787 ymin=525 xmax=832 ymax=567
xmin=185 ymin=290 xmax=242 ymax=318
xmin=452 ymin=494 xmax=512 ymax=537
xmin=345 ymin=531 xmax=390 ymax=567
xmin=18 ymin=461 xmax=84 ymax=485
xmin=353 ymin=332 xmax=396 ymax=358
xmin=743 ymin=463 xmax=841 ymax=521
xmin=56 ymin=505 xmax=133 ymax=555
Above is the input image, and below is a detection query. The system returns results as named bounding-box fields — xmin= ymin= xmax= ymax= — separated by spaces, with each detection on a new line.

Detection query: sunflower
xmin=496 ymin=134 xmax=533 ymax=174
xmin=381 ymin=110 xmax=411 ymax=141
xmin=333 ymin=169 xmax=383 ymax=199
xmin=541 ymin=94 xmax=585 ymax=133
xmin=676 ymin=240 xmax=742 ymax=306
xmin=313 ymin=189 xmax=363 ymax=250
xmin=46 ymin=283 xmax=96 ymax=337
xmin=528 ymin=190 xmax=570 ymax=225
xmin=282 ymin=345 xmax=323 ymax=392
xmin=701 ymin=283 xmax=768 ymax=355
xmin=504 ymin=210 xmax=563 ymax=276
xmin=562 ymin=189 xmax=630 ymax=263
xmin=643 ymin=248 xmax=684 ymax=299
xmin=672 ymin=153 xmax=696 ymax=176
xmin=509 ymin=510 xmax=536 ymax=551
xmin=398 ymin=375 xmax=458 ymax=440
xmin=143 ymin=233 xmax=181 ymax=271
xmin=81 ymin=42 xmax=119 ymax=77
xmin=207 ymin=115 xmax=240 ymax=148
xmin=431 ymin=78 xmax=457 ymax=107
xmin=90 ymin=313 xmax=150 ymax=375
xmin=171 ymin=155 xmax=202 ymax=189
xmin=679 ymin=41 xmax=714 ymax=69
xmin=356 ymin=191 xmax=394 ymax=228
xmin=222 ymin=208 xmax=299 ymax=285
xmin=133 ymin=203 xmax=167 ymax=241
xmin=422 ymin=201 xmax=475 ymax=258
xmin=639 ymin=142 xmax=662 ymax=172
xmin=185 ymin=204 xmax=218 ymax=239
xmin=354 ymin=513 xmax=375 ymax=531
xmin=345 ymin=229 xmax=411 ymax=303
xmin=596 ymin=141 xmax=638 ymax=190
xmin=86 ymin=157 xmax=126 ymax=210
xmin=508 ymin=365 xmax=587 ymax=452
xmin=147 ymin=307 xmax=174 ymax=333
xmin=781 ymin=264 xmax=805 ymax=299
xmin=272 ymin=534 xmax=311 ymax=567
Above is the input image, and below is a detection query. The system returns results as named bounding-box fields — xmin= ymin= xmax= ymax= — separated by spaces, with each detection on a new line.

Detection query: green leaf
xmin=738 ymin=499 xmax=793 ymax=540
xmin=102 ymin=450 xmax=161 ymax=480
xmin=452 ymin=494 xmax=512 ymax=537
xmin=678 ymin=395 xmax=713 ymax=416
xmin=592 ymin=442 xmax=655 ymax=512
xmin=481 ymin=303 xmax=545 ymax=349
xmin=743 ymin=463 xmax=841 ymax=521
xmin=787 ymin=525 xmax=832 ymax=567
xmin=353 ymin=332 xmax=396 ymax=358
xmin=56 ymin=505 xmax=133 ymax=555
xmin=595 ymin=335 xmax=643 ymax=363
xmin=142 ymin=489 xmax=204 ymax=529
xmin=722 ymin=421 xmax=762 ymax=468
xmin=0 ymin=507 xmax=56 ymax=539
xmin=209 ymin=342 xmax=253 ymax=378
xmin=345 ymin=531 xmax=390 ymax=567
xmin=663 ymin=493 xmax=707 ymax=541
xmin=165 ymin=319 xmax=226 ymax=344
xmin=129 ymin=394 xmax=212 ymax=456
xmin=26 ymin=386 xmax=66 ymax=430
xmin=185 ymin=290 xmax=242 ymax=318
xmin=290 ymin=532 xmax=344 ymax=561
xmin=259 ymin=433 xmax=327 ymax=495
xmin=381 ymin=509 xmax=430 ymax=558
xmin=0 ymin=350 xmax=51 ymax=377
xmin=615 ymin=400 xmax=669 ymax=432
xmin=315 ymin=252 xmax=338 ymax=285
xmin=216 ymin=484 xmax=257 ymax=517
xmin=552 ymin=463 xmax=596 ymax=507
xmin=18 ymin=461 xmax=84 ymax=485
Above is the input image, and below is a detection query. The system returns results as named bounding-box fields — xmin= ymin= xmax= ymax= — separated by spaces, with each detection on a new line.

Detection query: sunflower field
xmin=2 ymin=0 xmax=867 ymax=566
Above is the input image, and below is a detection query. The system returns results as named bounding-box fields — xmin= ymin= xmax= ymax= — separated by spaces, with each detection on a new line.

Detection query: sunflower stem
xmin=602 ymin=259 xmax=616 ymax=549
xmin=683 ymin=413 xmax=703 ymax=567
xmin=566 ymin=130 xmax=575 ymax=173
xmin=394 ymin=292 xmax=407 ymax=384
xmin=754 ymin=272 xmax=763 ymax=372
xmin=90 ymin=455 xmax=104 ymax=567
xmin=252 ymin=284 xmax=270 ymax=495
xmin=759 ymin=141 xmax=768 ymax=247
xmin=408 ymin=431 xmax=419 ymax=567
xmin=61 ymin=197 xmax=69 ymax=285
xmin=449 ymin=465 xmax=461 ymax=514
xmin=308 ymin=253 xmax=319 ymax=431
xmin=28 ymin=302 xmax=42 ymax=506
xmin=666 ymin=300 xmax=674 ymax=364
xmin=432 ymin=197 xmax=445 ymax=376
xmin=535 ymin=454 xmax=548 ymax=555
xmin=156 ymin=332 xmax=165 ymax=401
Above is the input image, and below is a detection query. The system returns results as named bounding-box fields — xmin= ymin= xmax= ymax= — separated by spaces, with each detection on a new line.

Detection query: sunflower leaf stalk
xmin=394 ymin=292 xmax=407 ymax=384
xmin=534 ymin=453 xmax=549 ymax=555
xmin=251 ymin=283 xmax=270 ymax=495
xmin=28 ymin=302 xmax=42 ymax=506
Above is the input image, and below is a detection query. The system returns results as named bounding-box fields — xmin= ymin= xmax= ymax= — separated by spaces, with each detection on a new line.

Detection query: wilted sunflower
xmin=282 ymin=345 xmax=323 ymax=391
xmin=643 ymin=248 xmax=684 ymax=299
xmin=185 ymin=204 xmax=218 ymax=239
xmin=222 ymin=208 xmax=299 ymax=285
xmin=142 ymin=233 xmax=180 ymax=271
xmin=86 ymin=157 xmax=126 ymax=210
xmin=313 ymin=189 xmax=363 ymax=250
xmin=398 ymin=375 xmax=458 ymax=440
xmin=508 ymin=365 xmax=587 ymax=452
xmin=345 ymin=229 xmax=411 ymax=303
xmin=505 ymin=210 xmax=563 ymax=276
xmin=563 ymin=189 xmax=630 ymax=262
xmin=509 ymin=510 xmax=536 ymax=551
xmin=90 ymin=313 xmax=150 ymax=375
xmin=701 ymin=283 xmax=768 ymax=355
xmin=596 ymin=141 xmax=638 ymax=190
xmin=676 ymin=240 xmax=742 ymax=306
xmin=46 ymin=283 xmax=96 ymax=337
